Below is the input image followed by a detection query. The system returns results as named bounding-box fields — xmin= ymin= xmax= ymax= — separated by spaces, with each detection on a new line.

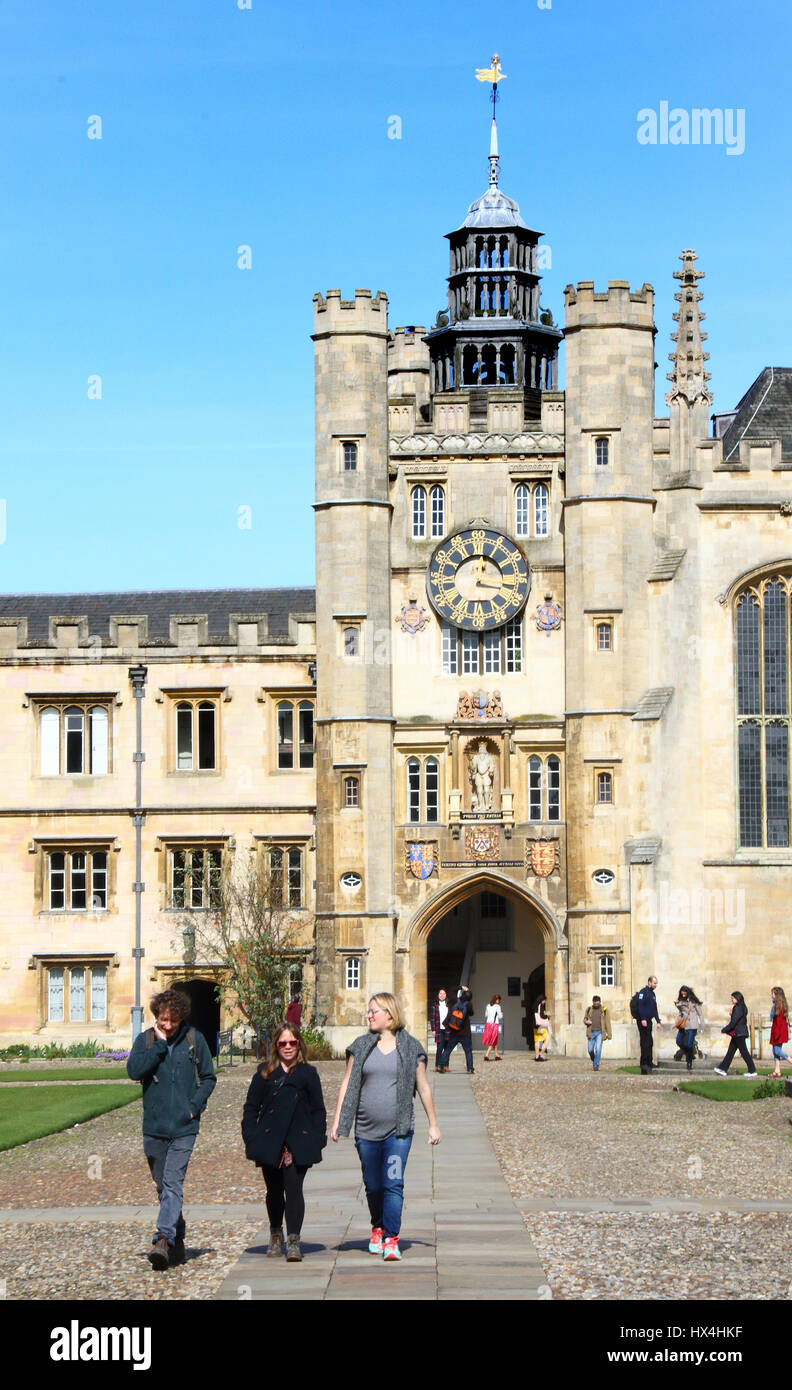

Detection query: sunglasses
xmin=279 ymin=1039 xmax=298 ymax=1047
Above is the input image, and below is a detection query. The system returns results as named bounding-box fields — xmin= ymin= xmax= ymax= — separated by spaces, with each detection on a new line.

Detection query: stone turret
xmin=666 ymin=250 xmax=713 ymax=473
xmin=312 ymin=287 xmax=396 ymax=1046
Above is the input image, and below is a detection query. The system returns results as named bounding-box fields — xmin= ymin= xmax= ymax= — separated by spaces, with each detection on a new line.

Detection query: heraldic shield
xmin=529 ymin=840 xmax=557 ymax=878
xmin=408 ymin=843 xmax=435 ymax=880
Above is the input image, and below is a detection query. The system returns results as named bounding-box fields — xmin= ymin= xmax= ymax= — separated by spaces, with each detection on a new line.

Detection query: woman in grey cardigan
xmin=330 ymin=991 xmax=441 ymax=1262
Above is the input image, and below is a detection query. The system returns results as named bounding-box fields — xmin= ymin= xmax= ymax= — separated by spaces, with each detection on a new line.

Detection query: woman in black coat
xmin=241 ymin=1022 xmax=326 ymax=1261
xmin=713 ymin=991 xmax=758 ymax=1078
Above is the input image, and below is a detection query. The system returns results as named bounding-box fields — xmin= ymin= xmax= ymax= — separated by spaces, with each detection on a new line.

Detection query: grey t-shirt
xmin=355 ymin=1045 xmax=414 ymax=1141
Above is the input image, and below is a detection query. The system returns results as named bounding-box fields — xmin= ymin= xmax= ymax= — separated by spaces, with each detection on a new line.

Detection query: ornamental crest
xmin=395 ymin=601 xmax=429 ymax=634
xmin=406 ymin=842 xmax=436 ymax=880
xmin=536 ymin=602 xmax=562 ymax=634
xmin=456 ymin=689 xmax=504 ymax=720
xmin=465 ymin=825 xmax=500 ymax=860
xmin=527 ymin=839 xmax=560 ymax=878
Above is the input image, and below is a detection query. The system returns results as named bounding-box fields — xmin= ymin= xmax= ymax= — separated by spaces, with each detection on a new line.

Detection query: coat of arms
xmin=527 ymin=839 xmax=559 ymax=877
xmin=465 ymin=826 xmax=500 ymax=860
xmin=395 ymin=601 xmax=428 ymax=634
xmin=536 ymin=602 xmax=562 ymax=634
xmin=406 ymin=843 xmax=436 ymax=879
xmin=456 ymin=689 xmax=504 ymax=720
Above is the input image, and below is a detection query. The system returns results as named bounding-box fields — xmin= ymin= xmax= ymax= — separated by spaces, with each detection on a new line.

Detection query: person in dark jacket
xmin=285 ymin=995 xmax=302 ymax=1028
xmin=713 ymin=991 xmax=758 ymax=1077
xmin=127 ymin=988 xmax=216 ymax=1270
xmin=428 ymin=988 xmax=448 ymax=1071
xmin=635 ymin=976 xmax=662 ymax=1075
xmin=436 ymin=986 xmax=475 ymax=1074
xmin=241 ymin=1022 xmax=326 ymax=1261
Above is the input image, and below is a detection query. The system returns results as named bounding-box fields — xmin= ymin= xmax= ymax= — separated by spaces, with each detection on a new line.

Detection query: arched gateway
xmin=396 ymin=870 xmax=568 ymax=1051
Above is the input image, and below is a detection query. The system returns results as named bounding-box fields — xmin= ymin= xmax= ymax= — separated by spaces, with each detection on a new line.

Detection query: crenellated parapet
xmin=312 ymin=288 xmax=389 ymax=337
xmin=564 ymin=280 xmax=655 ymax=332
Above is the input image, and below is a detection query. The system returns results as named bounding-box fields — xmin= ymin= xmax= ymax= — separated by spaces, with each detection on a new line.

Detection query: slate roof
xmin=720 ymin=367 xmax=792 ymax=463
xmin=0 ymin=587 xmax=316 ymax=646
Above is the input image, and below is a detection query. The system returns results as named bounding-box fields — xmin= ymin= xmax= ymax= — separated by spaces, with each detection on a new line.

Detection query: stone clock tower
xmin=314 ymin=100 xmax=571 ymax=1053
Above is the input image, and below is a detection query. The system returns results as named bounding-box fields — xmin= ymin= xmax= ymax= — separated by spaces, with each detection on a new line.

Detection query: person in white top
xmin=483 ymin=994 xmax=503 ymax=1062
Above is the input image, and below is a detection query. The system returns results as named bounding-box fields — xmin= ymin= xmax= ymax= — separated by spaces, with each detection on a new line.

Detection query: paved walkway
xmin=208 ymin=1071 xmax=548 ymax=1301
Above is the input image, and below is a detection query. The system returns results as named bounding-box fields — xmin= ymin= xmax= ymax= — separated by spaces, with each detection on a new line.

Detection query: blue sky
xmin=0 ymin=0 xmax=788 ymax=592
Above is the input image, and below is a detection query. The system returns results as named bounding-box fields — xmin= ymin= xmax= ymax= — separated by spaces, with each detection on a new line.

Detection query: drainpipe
xmin=129 ymin=665 xmax=148 ymax=1041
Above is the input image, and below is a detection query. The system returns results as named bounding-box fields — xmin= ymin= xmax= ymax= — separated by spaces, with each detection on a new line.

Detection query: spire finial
xmin=666 ymin=248 xmax=713 ymax=409
xmin=475 ymin=54 xmax=507 ymax=187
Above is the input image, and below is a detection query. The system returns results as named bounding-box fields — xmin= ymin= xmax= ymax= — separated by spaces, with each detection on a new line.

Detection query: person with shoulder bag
xmin=713 ymin=991 xmax=757 ymax=1078
xmin=482 ymin=994 xmax=503 ymax=1062
xmin=436 ymin=986 xmax=475 ymax=1073
xmin=330 ymin=992 xmax=441 ymax=1263
xmin=674 ymin=986 xmax=704 ymax=1072
xmin=583 ymin=994 xmax=611 ymax=1071
xmin=534 ymin=994 xmax=551 ymax=1062
xmin=769 ymin=986 xmax=791 ymax=1078
xmin=241 ymin=1022 xmax=327 ymax=1262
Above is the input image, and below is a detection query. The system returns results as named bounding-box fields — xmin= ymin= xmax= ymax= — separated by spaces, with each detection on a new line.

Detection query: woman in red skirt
xmin=482 ymin=994 xmax=503 ymax=1062
xmin=770 ymin=986 xmax=790 ymax=1078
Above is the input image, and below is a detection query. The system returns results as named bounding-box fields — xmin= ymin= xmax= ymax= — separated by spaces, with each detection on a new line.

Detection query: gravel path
xmin=469 ymin=1055 xmax=792 ymax=1299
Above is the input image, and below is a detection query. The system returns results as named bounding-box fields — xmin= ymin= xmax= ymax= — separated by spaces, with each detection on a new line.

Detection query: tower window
xmin=595 ymin=437 xmax=610 ymax=467
xmin=598 ymin=955 xmax=616 ymax=988
xmin=342 ymin=441 xmax=358 ymax=471
xmin=344 ymin=775 xmax=360 ymax=808
xmin=597 ymin=771 xmax=613 ymax=804
xmin=533 ymin=483 xmax=549 ymax=537
xmin=406 ymin=756 xmax=441 ymax=824
xmin=597 ymin=623 xmax=613 ymax=651
xmin=430 ymin=485 xmax=445 ymax=538
xmin=345 ymin=957 xmax=361 ymax=990
xmin=412 ymin=486 xmax=427 ymax=539
xmin=443 ymin=621 xmax=523 ymax=676
xmin=343 ymin=626 xmax=360 ymax=660
xmin=515 ymin=484 xmax=530 ymax=537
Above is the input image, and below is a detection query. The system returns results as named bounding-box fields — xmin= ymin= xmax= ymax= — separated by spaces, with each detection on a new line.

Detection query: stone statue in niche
xmin=469 ymin=740 xmax=496 ymax=811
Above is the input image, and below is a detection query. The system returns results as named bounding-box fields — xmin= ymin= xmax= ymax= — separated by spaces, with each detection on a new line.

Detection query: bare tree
xmin=177 ymin=857 xmax=312 ymax=1037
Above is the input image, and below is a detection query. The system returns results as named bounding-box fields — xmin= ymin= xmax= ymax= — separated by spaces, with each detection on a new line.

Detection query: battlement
xmin=564 ymin=280 xmax=655 ymax=332
xmin=313 ymin=288 xmax=389 ymax=334
xmin=389 ymin=326 xmax=430 ymax=373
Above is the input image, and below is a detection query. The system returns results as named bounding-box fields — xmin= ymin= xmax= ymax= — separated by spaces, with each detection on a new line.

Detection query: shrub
xmin=301 ymin=1026 xmax=334 ymax=1060
xmin=752 ymin=1078 xmax=785 ymax=1100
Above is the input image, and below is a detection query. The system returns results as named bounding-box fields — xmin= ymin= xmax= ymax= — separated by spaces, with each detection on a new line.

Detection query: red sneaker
xmin=382 ymin=1236 xmax=402 ymax=1261
xmin=368 ymin=1226 xmax=384 ymax=1254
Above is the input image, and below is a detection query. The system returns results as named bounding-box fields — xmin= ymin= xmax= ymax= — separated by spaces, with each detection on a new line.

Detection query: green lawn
xmin=0 ymin=1067 xmax=130 ymax=1083
xmin=0 ymin=1084 xmax=141 ymax=1150
xmin=678 ymin=1077 xmax=786 ymax=1102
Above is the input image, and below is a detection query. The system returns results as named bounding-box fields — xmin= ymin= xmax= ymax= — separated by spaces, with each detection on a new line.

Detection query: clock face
xmin=427 ymin=527 xmax=530 ymax=631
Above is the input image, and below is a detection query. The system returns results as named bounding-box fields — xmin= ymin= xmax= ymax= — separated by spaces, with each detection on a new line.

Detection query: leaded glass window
xmin=736 ymin=576 xmax=792 ymax=847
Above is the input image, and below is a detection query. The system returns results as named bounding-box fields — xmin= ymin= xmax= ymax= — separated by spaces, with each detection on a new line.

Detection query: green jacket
xmin=127 ymin=1022 xmax=217 ymax=1138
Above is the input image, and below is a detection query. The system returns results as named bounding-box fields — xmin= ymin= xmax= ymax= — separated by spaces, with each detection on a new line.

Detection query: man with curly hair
xmin=127 ymin=989 xmax=216 ymax=1270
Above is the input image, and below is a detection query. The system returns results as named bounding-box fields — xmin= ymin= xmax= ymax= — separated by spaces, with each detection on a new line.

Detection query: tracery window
xmin=736 ymin=575 xmax=792 ymax=847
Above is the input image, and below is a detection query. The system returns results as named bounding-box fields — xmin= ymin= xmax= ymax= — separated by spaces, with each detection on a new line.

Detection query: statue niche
xmin=464 ymin=737 xmax=501 ymax=814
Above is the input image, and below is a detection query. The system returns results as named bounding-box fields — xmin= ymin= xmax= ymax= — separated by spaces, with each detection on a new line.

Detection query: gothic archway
xmin=398 ymin=869 xmax=567 ymax=1049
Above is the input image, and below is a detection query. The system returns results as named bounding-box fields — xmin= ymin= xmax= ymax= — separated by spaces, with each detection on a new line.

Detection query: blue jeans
xmin=355 ymin=1133 xmax=413 ymax=1239
xmin=438 ymin=1033 xmax=474 ymax=1071
xmin=143 ymin=1135 xmax=196 ymax=1244
xmin=587 ymin=1031 xmax=602 ymax=1068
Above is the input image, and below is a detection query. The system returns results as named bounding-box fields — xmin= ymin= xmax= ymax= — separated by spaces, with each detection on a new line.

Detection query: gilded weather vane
xmin=475 ymin=53 xmax=507 ymax=115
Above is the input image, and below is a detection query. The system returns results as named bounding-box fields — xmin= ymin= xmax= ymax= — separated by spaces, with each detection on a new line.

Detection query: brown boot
xmin=286 ymin=1234 xmax=303 ymax=1262
xmin=267 ymin=1227 xmax=284 ymax=1257
xmin=148 ymin=1235 xmax=170 ymax=1271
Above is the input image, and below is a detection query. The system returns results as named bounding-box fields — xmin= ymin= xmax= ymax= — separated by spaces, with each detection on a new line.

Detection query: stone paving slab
xmin=212 ymin=1072 xmax=547 ymax=1301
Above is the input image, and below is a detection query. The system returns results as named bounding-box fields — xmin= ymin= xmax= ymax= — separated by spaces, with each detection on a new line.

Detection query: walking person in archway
xmin=534 ymin=994 xmax=550 ymax=1062
xmin=769 ymin=986 xmax=790 ymax=1077
xmin=713 ymin=991 xmax=758 ymax=1077
xmin=436 ymin=986 xmax=475 ymax=1073
xmin=330 ymin=992 xmax=441 ymax=1262
xmin=483 ymin=994 xmax=503 ymax=1061
xmin=674 ymin=986 xmax=704 ymax=1072
xmin=584 ymin=994 xmax=611 ymax=1070
xmin=241 ymin=1022 xmax=326 ymax=1261
xmin=429 ymin=987 xmax=449 ymax=1072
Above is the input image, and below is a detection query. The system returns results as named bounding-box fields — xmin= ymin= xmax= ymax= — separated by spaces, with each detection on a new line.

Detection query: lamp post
xmin=128 ymin=664 xmax=147 ymax=1040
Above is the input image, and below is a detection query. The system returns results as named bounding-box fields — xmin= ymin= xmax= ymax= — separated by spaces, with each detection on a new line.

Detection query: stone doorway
xmin=171 ymin=978 xmax=221 ymax=1055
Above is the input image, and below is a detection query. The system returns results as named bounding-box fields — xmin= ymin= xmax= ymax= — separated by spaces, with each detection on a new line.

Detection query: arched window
xmin=407 ymin=758 xmax=421 ymax=823
xmin=595 ymin=436 xmax=610 ymax=467
xmin=425 ymin=758 xmax=439 ymax=823
xmin=597 ymin=771 xmax=613 ymax=804
xmin=528 ymin=755 xmax=542 ymax=820
xmin=533 ymin=483 xmax=549 ymax=537
xmin=412 ymin=485 xmax=427 ymax=538
xmin=176 ymin=699 xmax=216 ymax=771
xmin=298 ymin=701 xmax=314 ymax=769
xmin=343 ymin=625 xmax=360 ymax=659
xmin=430 ymin=485 xmax=445 ymax=538
xmin=89 ymin=706 xmax=108 ymax=775
xmin=736 ymin=575 xmax=792 ymax=846
xmin=277 ymin=701 xmax=294 ymax=768
xmin=64 ymin=706 xmax=84 ymax=774
xmin=481 ymin=344 xmax=497 ymax=384
xmin=40 ymin=706 xmax=60 ymax=776
xmin=515 ymin=484 xmax=530 ymax=537
xmin=342 ymin=441 xmax=358 ymax=471
xmin=344 ymin=776 xmax=360 ymax=808
xmin=462 ymin=344 xmax=478 ymax=385
xmin=547 ymin=755 xmax=561 ymax=821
